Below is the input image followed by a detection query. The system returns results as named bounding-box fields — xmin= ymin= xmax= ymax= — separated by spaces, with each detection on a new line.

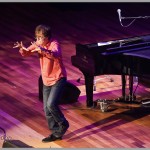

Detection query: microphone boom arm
xmin=122 ymin=16 xmax=150 ymax=19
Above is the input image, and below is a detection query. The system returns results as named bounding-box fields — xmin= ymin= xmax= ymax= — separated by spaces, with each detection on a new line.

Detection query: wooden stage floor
xmin=1 ymin=2 xmax=150 ymax=148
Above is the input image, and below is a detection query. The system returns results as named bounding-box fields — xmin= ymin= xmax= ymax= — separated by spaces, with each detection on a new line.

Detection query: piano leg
xmin=121 ymin=74 xmax=136 ymax=102
xmin=83 ymin=73 xmax=94 ymax=107
xmin=129 ymin=75 xmax=136 ymax=101
xmin=121 ymin=74 xmax=126 ymax=100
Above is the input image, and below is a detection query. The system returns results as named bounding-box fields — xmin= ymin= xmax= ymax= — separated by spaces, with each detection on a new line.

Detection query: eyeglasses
xmin=35 ymin=36 xmax=45 ymax=40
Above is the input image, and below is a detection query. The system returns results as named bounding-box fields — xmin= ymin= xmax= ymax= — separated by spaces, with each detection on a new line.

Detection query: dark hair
xmin=35 ymin=24 xmax=52 ymax=39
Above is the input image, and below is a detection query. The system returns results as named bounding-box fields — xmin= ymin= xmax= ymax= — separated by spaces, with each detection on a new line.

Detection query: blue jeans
xmin=43 ymin=77 xmax=69 ymax=137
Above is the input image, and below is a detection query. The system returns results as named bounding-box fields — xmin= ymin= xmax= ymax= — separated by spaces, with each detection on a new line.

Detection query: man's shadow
xmin=65 ymin=106 xmax=150 ymax=142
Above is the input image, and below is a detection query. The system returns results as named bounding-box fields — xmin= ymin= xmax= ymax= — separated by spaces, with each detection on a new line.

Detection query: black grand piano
xmin=71 ymin=34 xmax=150 ymax=107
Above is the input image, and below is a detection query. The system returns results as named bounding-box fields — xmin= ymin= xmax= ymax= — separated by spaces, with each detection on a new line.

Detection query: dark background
xmin=1 ymin=2 xmax=150 ymax=44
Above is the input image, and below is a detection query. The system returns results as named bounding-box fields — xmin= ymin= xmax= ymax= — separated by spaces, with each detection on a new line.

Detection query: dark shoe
xmin=42 ymin=134 xmax=62 ymax=143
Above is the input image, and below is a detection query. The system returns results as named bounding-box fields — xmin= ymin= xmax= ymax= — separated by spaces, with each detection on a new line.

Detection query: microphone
xmin=117 ymin=9 xmax=122 ymax=23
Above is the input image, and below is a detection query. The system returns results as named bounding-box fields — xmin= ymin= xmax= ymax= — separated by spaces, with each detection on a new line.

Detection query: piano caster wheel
xmin=86 ymin=102 xmax=93 ymax=108
xmin=93 ymin=101 xmax=97 ymax=108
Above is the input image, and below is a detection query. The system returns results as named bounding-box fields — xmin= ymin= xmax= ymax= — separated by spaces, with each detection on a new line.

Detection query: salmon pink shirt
xmin=20 ymin=39 xmax=67 ymax=86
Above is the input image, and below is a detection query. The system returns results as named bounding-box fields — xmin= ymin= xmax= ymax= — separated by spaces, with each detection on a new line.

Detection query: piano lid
xmin=86 ymin=34 xmax=150 ymax=49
